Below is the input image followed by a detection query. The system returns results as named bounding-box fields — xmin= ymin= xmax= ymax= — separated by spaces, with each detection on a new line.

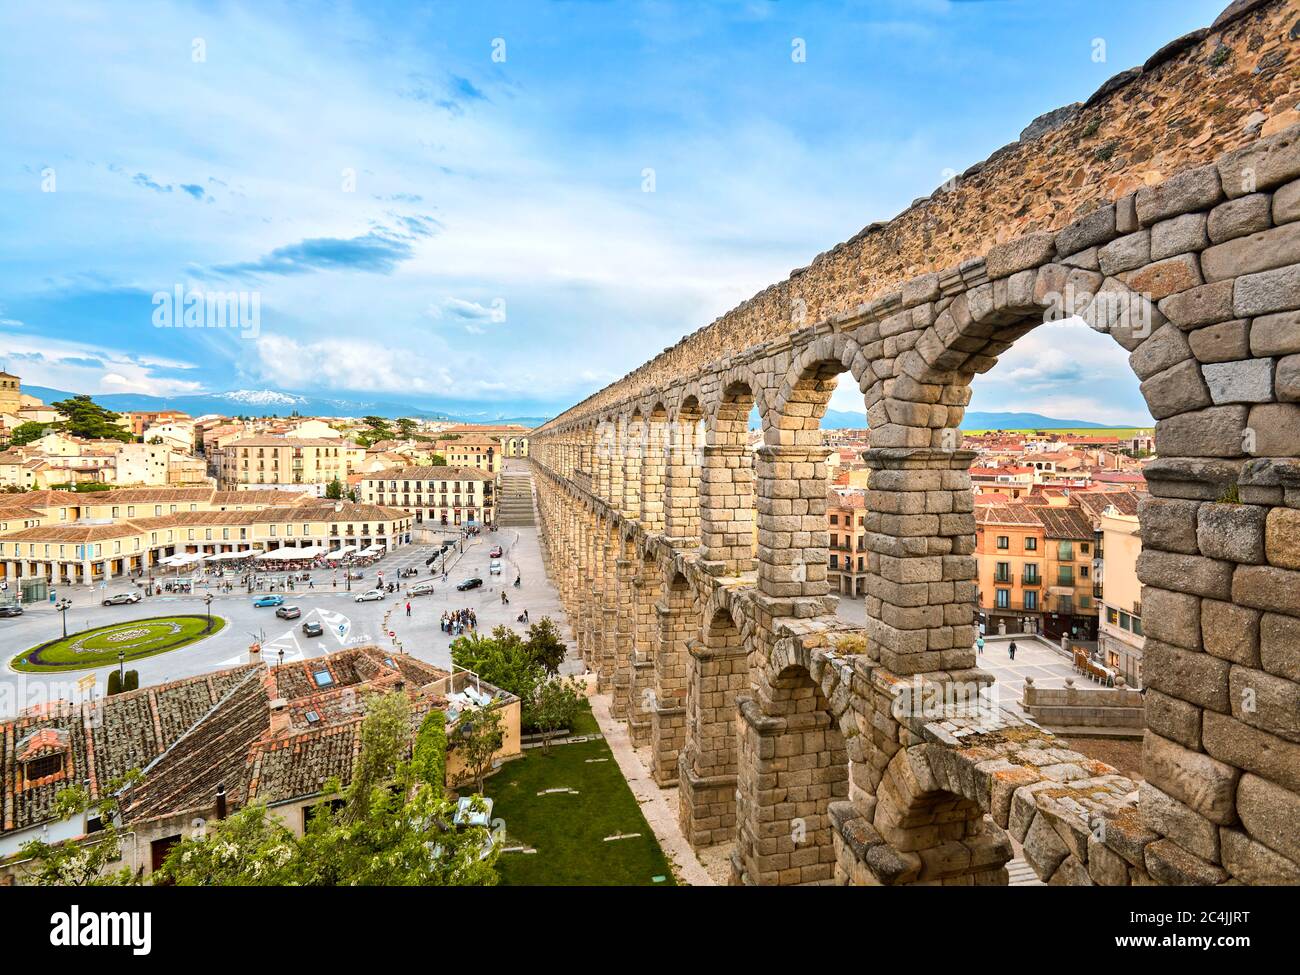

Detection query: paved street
xmin=0 ymin=522 xmax=577 ymax=718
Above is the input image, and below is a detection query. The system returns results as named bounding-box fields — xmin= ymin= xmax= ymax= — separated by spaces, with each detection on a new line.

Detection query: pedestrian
xmin=406 ymin=601 xmax=411 ymax=617
xmin=1008 ymin=640 xmax=1017 ymax=661
xmin=976 ymin=635 xmax=984 ymax=655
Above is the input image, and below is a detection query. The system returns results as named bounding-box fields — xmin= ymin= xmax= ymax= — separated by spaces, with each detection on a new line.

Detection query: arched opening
xmin=640 ymin=403 xmax=670 ymax=533
xmin=664 ymin=395 xmax=704 ymax=545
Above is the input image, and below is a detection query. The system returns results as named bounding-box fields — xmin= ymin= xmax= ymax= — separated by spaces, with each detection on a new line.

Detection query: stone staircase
xmin=497 ymin=468 xmax=536 ymax=527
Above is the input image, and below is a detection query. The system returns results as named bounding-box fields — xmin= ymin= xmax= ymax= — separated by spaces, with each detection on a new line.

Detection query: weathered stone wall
xmin=529 ymin=0 xmax=1300 ymax=887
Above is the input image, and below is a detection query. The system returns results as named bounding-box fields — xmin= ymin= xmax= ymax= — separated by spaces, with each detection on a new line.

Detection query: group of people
xmin=441 ymin=608 xmax=477 ymax=636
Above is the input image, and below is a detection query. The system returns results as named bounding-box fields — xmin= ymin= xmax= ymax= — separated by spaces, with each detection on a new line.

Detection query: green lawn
xmin=12 ymin=614 xmax=227 ymax=672
xmin=488 ymin=705 xmax=675 ymax=886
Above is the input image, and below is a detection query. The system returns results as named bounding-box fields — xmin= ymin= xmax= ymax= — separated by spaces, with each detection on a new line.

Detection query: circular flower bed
xmin=11 ymin=615 xmax=227 ymax=672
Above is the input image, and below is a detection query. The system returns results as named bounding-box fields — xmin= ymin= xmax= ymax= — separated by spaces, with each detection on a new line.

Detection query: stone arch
xmin=769 ymin=333 xmax=874 ymax=445
xmin=665 ymin=392 xmax=705 ymax=544
xmin=650 ymin=568 xmax=695 ymax=785
xmin=699 ymin=375 xmax=763 ymax=575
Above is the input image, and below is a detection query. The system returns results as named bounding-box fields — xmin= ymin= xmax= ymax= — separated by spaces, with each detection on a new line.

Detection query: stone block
xmin=1229 ymin=664 xmax=1300 ymax=744
xmin=1144 ymin=839 xmax=1228 ymax=885
xmin=1151 ymin=213 xmax=1209 ymax=261
xmin=1217 ymin=123 xmax=1300 ymax=198
xmin=1137 ymin=497 xmax=1200 ymax=554
xmin=1260 ymin=613 xmax=1300 ymax=681
xmin=1202 ymin=358 xmax=1274 ymax=404
xmin=1234 ymin=263 xmax=1300 ymax=317
xmin=1136 ymin=549 xmax=1234 ymax=599
xmin=1274 ymin=178 xmax=1300 ymax=224
xmin=1159 ymin=280 xmax=1234 ymax=328
xmin=1195 ymin=502 xmax=1267 ymax=564
xmin=1141 ymin=640 xmax=1231 ymax=714
xmin=1098 ymin=231 xmax=1150 ymax=276
xmin=986 ymin=231 xmax=1055 ymax=279
xmin=1055 ymin=203 xmax=1116 ymax=256
xmin=1207 ymin=193 xmax=1272 ymax=243
xmin=1139 ymin=359 xmax=1211 ymax=419
xmin=1232 ymin=564 xmax=1300 ymax=617
xmin=1202 ymin=711 xmax=1300 ymax=796
xmin=1265 ymin=507 xmax=1300 ymax=569
xmin=1153 ymin=406 xmax=1248 ymax=458
xmin=1144 ymin=689 xmax=1201 ymax=750
xmin=1220 ymin=827 xmax=1300 ymax=885
xmin=1245 ymin=403 xmax=1300 ymax=456
xmin=1139 ymin=782 xmax=1220 ymax=862
xmin=1140 ymin=587 xmax=1201 ymax=650
xmin=1200 ymin=599 xmax=1261 ymax=667
xmin=1136 ymin=163 xmax=1223 ymax=223
xmin=1277 ymin=354 xmax=1300 ymax=402
xmin=1123 ymin=253 xmax=1203 ymax=300
xmin=1248 ymin=310 xmax=1300 ymax=356
xmin=1236 ymin=774 xmax=1300 ymax=865
xmin=1129 ymin=324 xmax=1191 ymax=380
xmin=1188 ymin=319 xmax=1250 ymax=363
xmin=1200 ymin=221 xmax=1300 ymax=282
xmin=1142 ymin=731 xmax=1239 ymax=826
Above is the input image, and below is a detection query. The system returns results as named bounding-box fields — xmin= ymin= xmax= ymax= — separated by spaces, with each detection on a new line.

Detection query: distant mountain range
xmin=812 ymin=408 xmax=1140 ymax=431
xmin=24 ymin=386 xmax=552 ymax=429
xmin=22 ymin=385 xmax=1139 ymax=434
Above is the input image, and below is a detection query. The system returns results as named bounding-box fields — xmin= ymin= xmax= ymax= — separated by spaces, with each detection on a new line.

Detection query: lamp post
xmin=204 ymin=592 xmax=213 ymax=627
xmin=56 ymin=597 xmax=72 ymax=639
xmin=117 ymin=649 xmax=125 ymax=688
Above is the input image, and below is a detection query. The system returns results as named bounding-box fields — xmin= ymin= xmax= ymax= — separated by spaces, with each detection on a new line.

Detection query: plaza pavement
xmin=0 ymin=523 xmax=578 ymax=719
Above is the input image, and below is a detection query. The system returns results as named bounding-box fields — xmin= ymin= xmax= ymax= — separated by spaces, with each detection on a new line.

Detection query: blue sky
xmin=0 ymin=0 xmax=1223 ymax=422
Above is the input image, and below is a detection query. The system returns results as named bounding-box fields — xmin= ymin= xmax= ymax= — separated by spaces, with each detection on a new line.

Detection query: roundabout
xmin=10 ymin=615 xmax=227 ymax=673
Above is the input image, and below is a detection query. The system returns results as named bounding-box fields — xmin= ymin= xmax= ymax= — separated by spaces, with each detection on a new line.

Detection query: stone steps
xmin=497 ymin=471 xmax=536 ymax=526
xmin=1008 ymin=857 xmax=1045 ymax=886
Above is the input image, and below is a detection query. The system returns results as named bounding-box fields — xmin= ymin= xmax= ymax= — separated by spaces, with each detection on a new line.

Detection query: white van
xmin=489 ymin=560 xmax=503 ymax=575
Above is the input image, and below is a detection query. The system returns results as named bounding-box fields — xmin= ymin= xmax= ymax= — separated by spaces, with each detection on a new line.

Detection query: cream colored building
xmin=1097 ymin=504 xmax=1144 ymax=687
xmin=0 ymin=487 xmax=411 ymax=587
xmin=0 ymin=372 xmax=21 ymax=417
xmin=217 ymin=436 xmax=356 ymax=493
xmin=358 ymin=466 xmax=495 ymax=527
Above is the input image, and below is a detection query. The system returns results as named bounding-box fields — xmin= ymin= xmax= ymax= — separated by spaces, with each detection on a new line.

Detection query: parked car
xmin=409 ymin=580 xmax=437 ymax=596
xmin=102 ymin=592 xmax=142 ymax=606
xmin=456 ymin=577 xmax=483 ymax=592
xmin=0 ymin=604 xmax=23 ymax=618
xmin=355 ymin=589 xmax=385 ymax=603
xmin=253 ymin=594 xmax=284 ymax=608
xmin=275 ymin=605 xmax=302 ymax=620
xmin=489 ymin=546 xmax=503 ymax=559
xmin=489 ymin=560 xmax=503 ymax=575
xmin=302 ymin=620 xmax=324 ymax=638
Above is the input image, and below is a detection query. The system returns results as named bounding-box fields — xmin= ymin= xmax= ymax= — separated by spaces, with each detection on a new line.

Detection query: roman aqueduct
xmin=530 ymin=0 xmax=1300 ymax=885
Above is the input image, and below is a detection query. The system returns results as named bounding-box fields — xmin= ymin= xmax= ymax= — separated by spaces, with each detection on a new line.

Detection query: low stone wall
xmin=1022 ymin=679 xmax=1146 ymax=730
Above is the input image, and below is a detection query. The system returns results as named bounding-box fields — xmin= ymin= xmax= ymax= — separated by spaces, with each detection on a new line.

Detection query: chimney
xmin=215 ymin=783 xmax=228 ymax=820
xmin=269 ymin=697 xmax=291 ymax=736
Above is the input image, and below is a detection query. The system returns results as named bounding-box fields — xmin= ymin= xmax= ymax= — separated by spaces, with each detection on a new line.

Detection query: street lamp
xmin=56 ymin=597 xmax=72 ymax=639
xmin=204 ymin=592 xmax=213 ymax=627
xmin=117 ymin=649 xmax=125 ymax=688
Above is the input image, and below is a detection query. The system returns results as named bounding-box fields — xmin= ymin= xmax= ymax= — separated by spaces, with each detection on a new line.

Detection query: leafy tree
xmin=451 ymin=626 xmax=543 ymax=706
xmin=430 ymin=453 xmax=447 ymax=467
xmin=526 ymin=676 xmax=584 ymax=751
xmin=455 ymin=707 xmax=504 ymax=794
xmin=397 ymin=417 xmax=417 ymax=438
xmin=155 ymin=803 xmax=300 ymax=886
xmin=50 ymin=396 xmax=133 ymax=443
xmin=324 ymin=477 xmax=344 ymax=500
xmin=413 ymin=709 xmax=448 ymax=793
xmin=107 ymin=670 xmax=121 ymax=696
xmin=10 ymin=421 xmax=48 ymax=446
xmin=342 ymin=691 xmax=408 ymax=823
xmin=123 ymin=670 xmax=139 ymax=692
xmin=18 ymin=773 xmax=143 ymax=886
xmin=525 ymin=617 xmax=567 ymax=675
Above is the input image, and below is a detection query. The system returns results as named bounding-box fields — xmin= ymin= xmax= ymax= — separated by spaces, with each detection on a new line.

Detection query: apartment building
xmin=827 ymin=489 xmax=867 ymax=597
xmin=0 ymin=487 xmax=411 ymax=587
xmin=358 ymin=466 xmax=495 ymax=527
xmin=1096 ymin=504 xmax=1145 ymax=687
xmin=435 ymin=436 xmax=500 ymax=474
xmin=216 ymin=436 xmax=353 ymax=493
xmin=975 ymin=505 xmax=1046 ymax=635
